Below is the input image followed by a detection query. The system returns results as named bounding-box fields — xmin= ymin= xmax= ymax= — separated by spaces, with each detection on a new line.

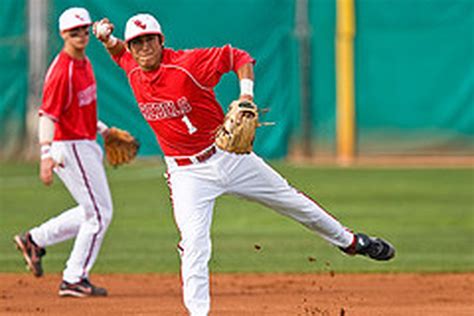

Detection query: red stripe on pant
xmin=72 ymin=144 xmax=103 ymax=278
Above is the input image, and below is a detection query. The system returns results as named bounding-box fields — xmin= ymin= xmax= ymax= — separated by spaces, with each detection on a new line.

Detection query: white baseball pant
xmin=165 ymin=146 xmax=354 ymax=316
xmin=29 ymin=140 xmax=113 ymax=283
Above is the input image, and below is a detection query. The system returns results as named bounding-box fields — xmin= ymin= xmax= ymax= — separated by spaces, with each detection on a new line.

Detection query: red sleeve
xmin=39 ymin=65 xmax=70 ymax=121
xmin=112 ymin=47 xmax=138 ymax=74
xmin=191 ymin=45 xmax=255 ymax=87
xmin=231 ymin=46 xmax=255 ymax=73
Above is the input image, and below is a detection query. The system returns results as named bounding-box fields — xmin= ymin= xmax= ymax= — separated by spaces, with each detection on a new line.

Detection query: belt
xmin=173 ymin=146 xmax=217 ymax=167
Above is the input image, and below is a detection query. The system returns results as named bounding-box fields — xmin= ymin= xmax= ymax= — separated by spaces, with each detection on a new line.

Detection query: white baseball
xmin=96 ymin=23 xmax=111 ymax=38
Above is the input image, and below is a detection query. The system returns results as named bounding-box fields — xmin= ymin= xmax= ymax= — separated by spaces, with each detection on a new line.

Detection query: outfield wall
xmin=1 ymin=0 xmax=472 ymax=158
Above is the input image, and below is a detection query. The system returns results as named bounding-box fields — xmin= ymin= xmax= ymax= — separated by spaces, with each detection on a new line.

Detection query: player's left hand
xmin=239 ymin=94 xmax=253 ymax=102
xmin=215 ymin=99 xmax=259 ymax=154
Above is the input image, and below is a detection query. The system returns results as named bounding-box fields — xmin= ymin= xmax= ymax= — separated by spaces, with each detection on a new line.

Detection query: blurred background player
xmin=94 ymin=13 xmax=395 ymax=315
xmin=13 ymin=7 xmax=113 ymax=298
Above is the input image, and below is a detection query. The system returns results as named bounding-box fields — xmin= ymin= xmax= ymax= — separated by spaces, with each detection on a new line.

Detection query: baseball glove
xmin=104 ymin=127 xmax=139 ymax=167
xmin=215 ymin=100 xmax=259 ymax=154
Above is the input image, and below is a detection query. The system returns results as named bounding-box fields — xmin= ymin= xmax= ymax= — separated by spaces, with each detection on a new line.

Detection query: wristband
xmin=97 ymin=121 xmax=109 ymax=135
xmin=240 ymin=79 xmax=254 ymax=97
xmin=40 ymin=144 xmax=52 ymax=160
xmin=104 ymin=35 xmax=118 ymax=48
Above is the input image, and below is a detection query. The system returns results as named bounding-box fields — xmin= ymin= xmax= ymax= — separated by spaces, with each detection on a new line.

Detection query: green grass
xmin=1 ymin=161 xmax=473 ymax=274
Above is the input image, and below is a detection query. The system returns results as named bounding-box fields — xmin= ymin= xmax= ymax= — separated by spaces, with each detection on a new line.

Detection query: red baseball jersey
xmin=113 ymin=45 xmax=255 ymax=156
xmin=40 ymin=50 xmax=98 ymax=141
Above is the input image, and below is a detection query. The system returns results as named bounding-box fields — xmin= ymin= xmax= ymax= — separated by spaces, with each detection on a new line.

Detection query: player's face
xmin=129 ymin=35 xmax=162 ymax=71
xmin=62 ymin=26 xmax=90 ymax=50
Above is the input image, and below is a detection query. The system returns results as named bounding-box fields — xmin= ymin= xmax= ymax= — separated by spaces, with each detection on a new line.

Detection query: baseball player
xmin=94 ymin=13 xmax=395 ymax=315
xmin=13 ymin=8 xmax=113 ymax=297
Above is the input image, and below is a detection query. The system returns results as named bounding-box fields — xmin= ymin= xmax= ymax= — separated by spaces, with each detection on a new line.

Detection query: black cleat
xmin=13 ymin=233 xmax=46 ymax=277
xmin=59 ymin=278 xmax=108 ymax=297
xmin=341 ymin=233 xmax=395 ymax=261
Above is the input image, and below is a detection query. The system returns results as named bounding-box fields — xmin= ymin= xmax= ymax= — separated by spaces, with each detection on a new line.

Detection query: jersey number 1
xmin=182 ymin=115 xmax=197 ymax=134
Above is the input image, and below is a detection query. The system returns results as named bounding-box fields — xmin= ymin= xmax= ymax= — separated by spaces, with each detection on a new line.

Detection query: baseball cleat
xmin=341 ymin=233 xmax=395 ymax=261
xmin=13 ymin=233 xmax=46 ymax=277
xmin=59 ymin=278 xmax=108 ymax=298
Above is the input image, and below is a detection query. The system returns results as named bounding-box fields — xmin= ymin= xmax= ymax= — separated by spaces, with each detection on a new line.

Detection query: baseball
xmin=96 ymin=23 xmax=111 ymax=38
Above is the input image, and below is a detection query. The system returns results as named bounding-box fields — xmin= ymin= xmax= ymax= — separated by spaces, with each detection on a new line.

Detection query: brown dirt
xmin=287 ymin=152 xmax=474 ymax=168
xmin=1 ymin=273 xmax=473 ymax=316
xmin=287 ymin=145 xmax=474 ymax=167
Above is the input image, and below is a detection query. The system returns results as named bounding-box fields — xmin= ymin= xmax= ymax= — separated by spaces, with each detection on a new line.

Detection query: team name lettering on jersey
xmin=139 ymin=96 xmax=192 ymax=121
xmin=78 ymin=84 xmax=97 ymax=107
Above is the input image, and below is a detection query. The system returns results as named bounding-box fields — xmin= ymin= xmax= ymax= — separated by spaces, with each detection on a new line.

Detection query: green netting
xmin=308 ymin=0 xmax=337 ymax=151
xmin=0 ymin=0 xmax=28 ymax=155
xmin=1 ymin=1 xmax=472 ymax=159
xmin=309 ymin=0 xmax=473 ymax=154
xmin=51 ymin=0 xmax=298 ymax=158
xmin=355 ymin=0 xmax=474 ymax=154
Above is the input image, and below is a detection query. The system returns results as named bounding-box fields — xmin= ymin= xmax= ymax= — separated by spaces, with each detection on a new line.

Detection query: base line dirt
xmin=1 ymin=273 xmax=473 ymax=315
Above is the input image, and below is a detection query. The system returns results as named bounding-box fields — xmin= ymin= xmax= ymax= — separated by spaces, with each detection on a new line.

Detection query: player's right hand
xmin=93 ymin=18 xmax=114 ymax=42
xmin=40 ymin=157 xmax=56 ymax=186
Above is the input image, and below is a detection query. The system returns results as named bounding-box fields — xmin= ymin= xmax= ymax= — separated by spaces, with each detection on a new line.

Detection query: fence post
xmin=336 ymin=0 xmax=356 ymax=165
xmin=24 ymin=0 xmax=49 ymax=160
xmin=295 ymin=0 xmax=313 ymax=158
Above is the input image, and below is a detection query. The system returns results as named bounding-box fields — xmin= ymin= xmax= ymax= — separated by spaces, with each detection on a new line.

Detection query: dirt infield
xmin=1 ymin=273 xmax=473 ymax=315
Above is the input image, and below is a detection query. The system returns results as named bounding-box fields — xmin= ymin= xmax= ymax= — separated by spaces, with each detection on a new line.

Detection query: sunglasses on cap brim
xmin=68 ymin=26 xmax=90 ymax=37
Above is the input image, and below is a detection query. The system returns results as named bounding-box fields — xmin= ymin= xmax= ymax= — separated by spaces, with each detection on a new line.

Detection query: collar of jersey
xmin=139 ymin=66 xmax=161 ymax=83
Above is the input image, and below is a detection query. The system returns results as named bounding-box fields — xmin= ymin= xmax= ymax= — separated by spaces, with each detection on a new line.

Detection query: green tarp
xmin=1 ymin=0 xmax=472 ymax=158
xmin=0 ymin=0 xmax=28 ymax=155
